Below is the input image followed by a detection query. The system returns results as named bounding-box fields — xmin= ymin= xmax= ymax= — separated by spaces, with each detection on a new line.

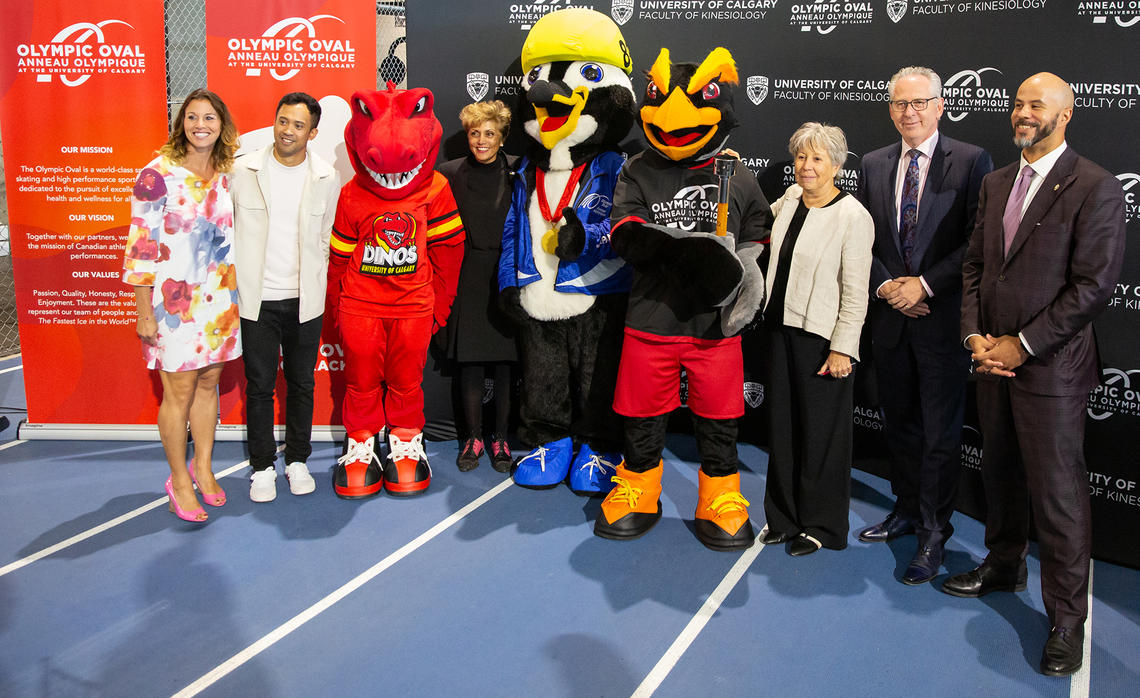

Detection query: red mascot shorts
xmin=613 ymin=328 xmax=744 ymax=419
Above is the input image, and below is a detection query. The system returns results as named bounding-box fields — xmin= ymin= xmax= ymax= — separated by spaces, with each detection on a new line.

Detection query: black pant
xmin=874 ymin=329 xmax=969 ymax=547
xmin=625 ymin=414 xmax=738 ymax=477
xmin=240 ymin=299 xmax=323 ymax=471
xmin=762 ymin=326 xmax=853 ymax=549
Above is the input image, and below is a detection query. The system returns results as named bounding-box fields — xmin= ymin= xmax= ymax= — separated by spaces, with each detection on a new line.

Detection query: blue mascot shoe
xmin=568 ymin=444 xmax=620 ymax=497
xmin=512 ymin=437 xmax=574 ymax=489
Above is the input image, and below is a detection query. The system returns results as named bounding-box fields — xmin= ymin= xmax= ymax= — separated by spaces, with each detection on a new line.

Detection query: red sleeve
xmin=425 ymin=174 xmax=466 ymax=333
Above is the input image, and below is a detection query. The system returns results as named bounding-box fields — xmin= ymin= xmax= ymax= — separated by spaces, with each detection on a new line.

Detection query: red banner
xmin=0 ymin=1 xmax=171 ymax=426
xmin=206 ymin=0 xmax=375 ymax=427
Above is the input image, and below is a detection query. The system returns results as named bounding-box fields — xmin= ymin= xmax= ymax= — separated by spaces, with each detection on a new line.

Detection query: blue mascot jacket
xmin=498 ymin=150 xmax=631 ymax=296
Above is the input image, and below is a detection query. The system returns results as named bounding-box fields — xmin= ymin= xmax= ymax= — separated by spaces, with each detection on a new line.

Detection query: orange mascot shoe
xmin=694 ymin=471 xmax=755 ymax=551
xmin=594 ymin=461 xmax=663 ymax=540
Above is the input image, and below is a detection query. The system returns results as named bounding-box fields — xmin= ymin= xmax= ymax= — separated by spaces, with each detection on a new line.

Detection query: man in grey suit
xmin=947 ymin=72 xmax=1125 ymax=677
xmin=856 ymin=66 xmax=992 ymax=585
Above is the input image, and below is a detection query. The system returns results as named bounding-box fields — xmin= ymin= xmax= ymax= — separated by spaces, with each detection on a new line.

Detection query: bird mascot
xmin=328 ymin=84 xmax=465 ymax=498
xmin=594 ymin=47 xmax=770 ymax=550
xmin=499 ymin=8 xmax=635 ymax=496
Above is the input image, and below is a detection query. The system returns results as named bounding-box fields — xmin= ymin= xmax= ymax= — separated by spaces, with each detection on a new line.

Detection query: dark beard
xmin=1012 ymin=112 xmax=1058 ymax=149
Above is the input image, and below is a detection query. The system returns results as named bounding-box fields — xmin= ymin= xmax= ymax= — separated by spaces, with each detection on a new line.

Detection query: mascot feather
xmin=499 ymin=9 xmax=634 ymax=494
xmin=595 ymin=47 xmax=770 ymax=550
xmin=327 ymin=84 xmax=465 ymax=499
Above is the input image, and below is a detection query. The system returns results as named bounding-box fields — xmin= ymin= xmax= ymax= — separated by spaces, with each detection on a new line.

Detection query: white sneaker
xmin=249 ymin=467 xmax=277 ymax=502
xmin=285 ymin=462 xmax=316 ymax=495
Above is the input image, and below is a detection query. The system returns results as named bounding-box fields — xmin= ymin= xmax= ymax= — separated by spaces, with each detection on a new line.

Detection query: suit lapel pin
xmin=1053 ymin=184 xmax=1059 ymax=191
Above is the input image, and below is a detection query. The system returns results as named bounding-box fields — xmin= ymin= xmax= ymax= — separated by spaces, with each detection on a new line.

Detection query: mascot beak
xmin=641 ymin=87 xmax=721 ymax=161
xmin=532 ymin=85 xmax=590 ymax=150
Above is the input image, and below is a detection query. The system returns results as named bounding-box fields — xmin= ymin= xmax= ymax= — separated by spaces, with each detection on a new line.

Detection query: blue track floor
xmin=0 ymin=355 xmax=1136 ymax=697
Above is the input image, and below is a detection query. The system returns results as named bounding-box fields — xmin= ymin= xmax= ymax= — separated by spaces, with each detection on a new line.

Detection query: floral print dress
xmin=122 ymin=155 xmax=241 ymax=371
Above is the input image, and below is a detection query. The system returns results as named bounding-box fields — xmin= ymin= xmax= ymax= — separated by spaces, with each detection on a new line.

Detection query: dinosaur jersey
xmin=329 ymin=172 xmax=465 ymax=319
xmin=611 ymin=150 xmax=770 ymax=340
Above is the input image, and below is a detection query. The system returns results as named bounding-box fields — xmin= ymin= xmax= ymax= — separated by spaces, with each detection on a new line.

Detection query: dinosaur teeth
xmin=367 ymin=160 xmax=424 ymax=189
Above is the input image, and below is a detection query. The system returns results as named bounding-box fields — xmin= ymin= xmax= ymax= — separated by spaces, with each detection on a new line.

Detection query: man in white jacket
xmin=232 ymin=92 xmax=341 ymax=502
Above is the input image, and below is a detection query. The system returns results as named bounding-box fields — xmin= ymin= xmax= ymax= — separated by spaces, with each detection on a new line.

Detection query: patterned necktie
xmin=1002 ymin=164 xmax=1035 ymax=256
xmin=898 ymin=149 xmax=921 ymax=273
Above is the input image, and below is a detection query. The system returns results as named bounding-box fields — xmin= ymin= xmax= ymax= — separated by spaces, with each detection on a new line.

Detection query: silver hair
xmin=787 ymin=122 xmax=848 ymax=169
xmin=888 ymin=66 xmax=943 ymax=99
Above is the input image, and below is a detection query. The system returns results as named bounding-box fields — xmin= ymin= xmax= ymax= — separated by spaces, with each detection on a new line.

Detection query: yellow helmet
xmin=520 ymin=8 xmax=633 ymax=75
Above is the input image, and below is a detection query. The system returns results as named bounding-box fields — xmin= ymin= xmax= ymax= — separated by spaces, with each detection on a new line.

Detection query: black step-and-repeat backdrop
xmin=407 ymin=1 xmax=1140 ymax=568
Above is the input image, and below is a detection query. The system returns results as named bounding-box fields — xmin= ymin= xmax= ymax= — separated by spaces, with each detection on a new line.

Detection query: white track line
xmin=0 ymin=439 xmax=28 ymax=452
xmin=632 ymin=540 xmax=766 ymax=698
xmin=1071 ymin=560 xmax=1094 ymax=698
xmin=0 ymin=458 xmax=254 ymax=578
xmin=174 ymin=477 xmax=514 ymax=697
xmin=0 ymin=364 xmax=24 ymax=375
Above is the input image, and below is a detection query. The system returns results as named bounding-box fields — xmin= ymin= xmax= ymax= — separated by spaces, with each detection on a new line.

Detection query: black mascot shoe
xmin=384 ymin=427 xmax=432 ymax=497
xmin=334 ymin=430 xmax=383 ymax=499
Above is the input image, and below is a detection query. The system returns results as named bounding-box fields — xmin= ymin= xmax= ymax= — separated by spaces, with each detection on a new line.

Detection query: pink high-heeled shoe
xmin=187 ymin=459 xmax=226 ymax=507
xmin=166 ymin=476 xmax=208 ymax=522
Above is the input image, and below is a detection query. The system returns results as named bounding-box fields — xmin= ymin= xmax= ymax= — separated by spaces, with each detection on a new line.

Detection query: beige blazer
xmin=763 ymin=184 xmax=873 ymax=359
xmin=231 ymin=145 xmax=340 ymax=323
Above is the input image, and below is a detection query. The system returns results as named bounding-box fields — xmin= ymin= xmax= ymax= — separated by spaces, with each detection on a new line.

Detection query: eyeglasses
xmin=889 ymin=97 xmax=939 ymax=112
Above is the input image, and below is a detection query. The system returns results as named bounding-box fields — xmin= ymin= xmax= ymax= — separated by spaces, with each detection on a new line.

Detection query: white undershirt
xmin=262 ymin=155 xmax=306 ymax=301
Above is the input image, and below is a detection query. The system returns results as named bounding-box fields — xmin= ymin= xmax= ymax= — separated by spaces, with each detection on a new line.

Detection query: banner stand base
xmin=17 ymin=422 xmax=347 ymax=442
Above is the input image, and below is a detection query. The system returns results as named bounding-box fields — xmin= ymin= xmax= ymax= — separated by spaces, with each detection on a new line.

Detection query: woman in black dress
xmin=438 ymin=101 xmax=519 ymax=472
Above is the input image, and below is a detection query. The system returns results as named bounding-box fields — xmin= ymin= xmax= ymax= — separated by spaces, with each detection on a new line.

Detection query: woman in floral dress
xmin=122 ymin=88 xmax=241 ymax=522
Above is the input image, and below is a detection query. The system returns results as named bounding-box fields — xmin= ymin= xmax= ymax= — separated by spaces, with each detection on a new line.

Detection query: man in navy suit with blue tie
xmin=856 ymin=66 xmax=992 ymax=585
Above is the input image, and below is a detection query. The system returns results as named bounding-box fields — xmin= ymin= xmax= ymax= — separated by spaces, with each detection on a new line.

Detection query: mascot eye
xmin=412 ymin=96 xmax=428 ymax=114
xmin=701 ymin=82 xmax=721 ymax=100
xmin=527 ymin=67 xmax=542 ymax=85
xmin=646 ymin=82 xmax=658 ymax=100
xmin=355 ymin=98 xmax=371 ymax=118
xmin=579 ymin=63 xmax=603 ymax=83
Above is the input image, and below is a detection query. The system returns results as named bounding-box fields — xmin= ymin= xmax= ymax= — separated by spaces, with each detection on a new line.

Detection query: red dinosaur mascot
xmin=328 ymin=84 xmax=465 ymax=498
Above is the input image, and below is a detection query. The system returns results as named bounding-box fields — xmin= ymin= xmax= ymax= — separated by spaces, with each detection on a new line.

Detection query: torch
xmin=714 ymin=155 xmax=735 ymax=237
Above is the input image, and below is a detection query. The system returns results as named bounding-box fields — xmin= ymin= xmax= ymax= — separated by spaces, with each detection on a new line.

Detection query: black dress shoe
xmin=941 ymin=560 xmax=1028 ymax=598
xmin=857 ymin=512 xmax=916 ymax=543
xmin=902 ymin=542 xmax=944 ymax=585
xmin=788 ymin=533 xmax=822 ymax=557
xmin=760 ymin=526 xmax=793 ymax=545
xmin=1041 ymin=625 xmax=1084 ymax=676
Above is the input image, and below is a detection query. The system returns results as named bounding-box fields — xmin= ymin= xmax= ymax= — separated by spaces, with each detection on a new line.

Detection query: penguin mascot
xmin=499 ymin=8 xmax=636 ymax=496
xmin=327 ymin=84 xmax=465 ymax=499
xmin=594 ymin=47 xmax=770 ymax=550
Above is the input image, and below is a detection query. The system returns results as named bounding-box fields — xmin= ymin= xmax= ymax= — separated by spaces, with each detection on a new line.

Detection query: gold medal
xmin=541 ymin=224 xmax=560 ymax=255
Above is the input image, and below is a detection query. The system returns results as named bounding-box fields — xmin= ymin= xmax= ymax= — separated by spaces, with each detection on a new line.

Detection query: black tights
xmin=458 ymin=362 xmax=512 ymax=439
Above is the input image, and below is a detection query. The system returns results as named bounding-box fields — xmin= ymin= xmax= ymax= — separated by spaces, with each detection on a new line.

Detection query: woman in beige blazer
xmin=758 ymin=122 xmax=873 ymax=556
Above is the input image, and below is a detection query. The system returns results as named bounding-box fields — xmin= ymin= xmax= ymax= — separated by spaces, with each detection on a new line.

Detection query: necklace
xmin=536 ymin=163 xmax=587 ymax=255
